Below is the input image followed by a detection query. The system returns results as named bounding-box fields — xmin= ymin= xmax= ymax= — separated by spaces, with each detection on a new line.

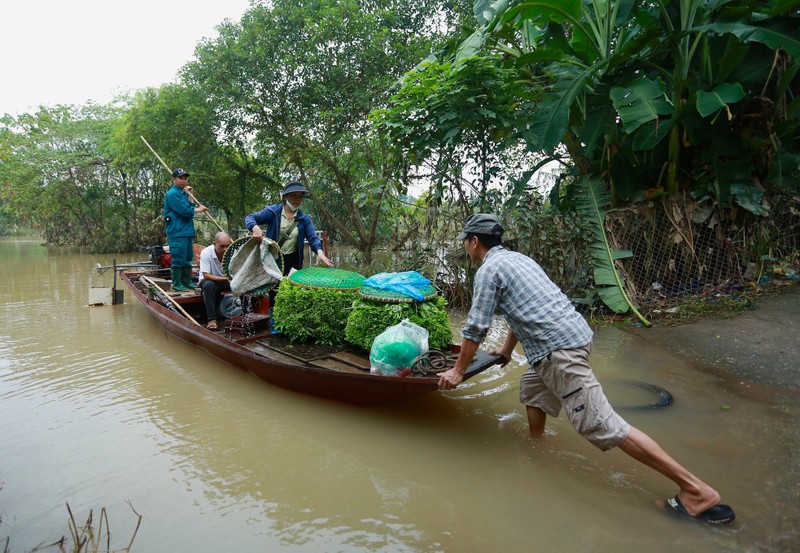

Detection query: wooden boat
xmin=119 ymin=269 xmax=502 ymax=406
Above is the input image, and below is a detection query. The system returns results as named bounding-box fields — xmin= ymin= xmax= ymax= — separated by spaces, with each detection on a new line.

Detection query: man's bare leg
xmin=618 ymin=427 xmax=722 ymax=515
xmin=526 ymin=406 xmax=547 ymax=438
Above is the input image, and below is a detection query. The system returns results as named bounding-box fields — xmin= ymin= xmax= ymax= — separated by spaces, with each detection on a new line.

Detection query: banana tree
xmin=468 ymin=0 xmax=799 ymax=200
xmin=457 ymin=0 xmax=799 ymax=316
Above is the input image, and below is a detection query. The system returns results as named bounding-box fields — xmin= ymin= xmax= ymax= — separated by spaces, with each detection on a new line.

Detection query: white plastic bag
xmin=369 ymin=319 xmax=429 ymax=376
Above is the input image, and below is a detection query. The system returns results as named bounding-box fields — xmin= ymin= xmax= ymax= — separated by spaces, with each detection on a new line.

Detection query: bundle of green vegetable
xmin=345 ymin=296 xmax=453 ymax=352
xmin=272 ymin=279 xmax=361 ymax=345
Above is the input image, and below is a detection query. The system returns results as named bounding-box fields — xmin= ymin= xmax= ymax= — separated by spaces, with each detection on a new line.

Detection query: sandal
xmin=206 ymin=320 xmax=219 ymax=331
xmin=666 ymin=495 xmax=735 ymax=525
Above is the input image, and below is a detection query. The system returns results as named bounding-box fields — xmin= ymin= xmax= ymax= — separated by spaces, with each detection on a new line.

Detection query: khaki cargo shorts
xmin=519 ymin=343 xmax=630 ymax=451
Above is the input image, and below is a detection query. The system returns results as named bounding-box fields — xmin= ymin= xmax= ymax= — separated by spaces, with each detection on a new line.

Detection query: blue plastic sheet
xmin=363 ymin=271 xmax=431 ymax=301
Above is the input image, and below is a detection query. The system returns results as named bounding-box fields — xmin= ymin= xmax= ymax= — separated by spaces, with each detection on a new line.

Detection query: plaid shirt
xmin=462 ymin=246 xmax=593 ymax=365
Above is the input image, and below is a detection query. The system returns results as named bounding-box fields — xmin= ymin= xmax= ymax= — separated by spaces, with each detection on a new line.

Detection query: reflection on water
xmin=1 ymin=238 xmax=799 ymax=552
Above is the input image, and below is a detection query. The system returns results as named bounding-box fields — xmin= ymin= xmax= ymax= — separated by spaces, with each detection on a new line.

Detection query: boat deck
xmin=244 ymin=336 xmax=370 ymax=374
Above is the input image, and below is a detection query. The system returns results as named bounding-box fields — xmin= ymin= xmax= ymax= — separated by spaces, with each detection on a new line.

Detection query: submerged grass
xmin=2 ymin=503 xmax=141 ymax=553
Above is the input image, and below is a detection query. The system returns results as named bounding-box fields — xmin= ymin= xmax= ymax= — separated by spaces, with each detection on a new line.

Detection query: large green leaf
xmin=475 ymin=0 xmax=511 ymax=27
xmin=528 ymin=61 xmax=605 ymax=150
xmin=696 ymin=83 xmax=746 ymax=118
xmin=573 ymin=177 xmax=650 ymax=325
xmin=579 ymin=99 xmax=616 ymax=154
xmin=454 ymin=29 xmax=486 ymax=64
xmin=505 ymin=0 xmax=583 ymax=25
xmin=610 ymin=78 xmax=672 ymax=134
xmin=631 ymin=117 xmax=673 ymax=151
xmin=698 ymin=20 xmax=800 ymax=59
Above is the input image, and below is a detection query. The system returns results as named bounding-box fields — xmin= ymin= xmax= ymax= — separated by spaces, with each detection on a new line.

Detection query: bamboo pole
xmin=140 ymin=136 xmax=226 ymax=233
xmin=140 ymin=275 xmax=201 ymax=326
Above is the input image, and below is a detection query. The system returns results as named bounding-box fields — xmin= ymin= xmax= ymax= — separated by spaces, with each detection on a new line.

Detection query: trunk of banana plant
xmin=665 ymin=108 xmax=681 ymax=196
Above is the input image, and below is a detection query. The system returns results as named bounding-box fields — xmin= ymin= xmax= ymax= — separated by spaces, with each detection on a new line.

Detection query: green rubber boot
xmin=183 ymin=267 xmax=198 ymax=289
xmin=171 ymin=268 xmax=188 ymax=292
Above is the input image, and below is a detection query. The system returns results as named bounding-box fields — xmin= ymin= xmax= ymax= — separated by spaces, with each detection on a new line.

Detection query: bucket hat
xmin=282 ymin=181 xmax=309 ymax=197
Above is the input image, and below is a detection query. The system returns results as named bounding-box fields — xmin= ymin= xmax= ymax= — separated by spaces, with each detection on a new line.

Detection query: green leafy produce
xmin=345 ymin=296 xmax=453 ymax=351
xmin=273 ymin=279 xmax=360 ymax=346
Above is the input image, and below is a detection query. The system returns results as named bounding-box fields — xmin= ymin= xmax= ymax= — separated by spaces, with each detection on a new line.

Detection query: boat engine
xmin=146 ymin=245 xmax=172 ymax=269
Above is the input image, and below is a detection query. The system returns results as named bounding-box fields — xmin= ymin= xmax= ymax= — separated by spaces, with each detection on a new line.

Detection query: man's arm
xmin=437 ymin=337 xmax=480 ymax=390
xmin=202 ymin=272 xmax=229 ymax=283
xmin=490 ymin=327 xmax=518 ymax=366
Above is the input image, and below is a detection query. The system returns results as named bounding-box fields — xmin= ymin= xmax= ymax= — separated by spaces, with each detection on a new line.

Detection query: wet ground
xmin=625 ymin=284 xmax=800 ymax=392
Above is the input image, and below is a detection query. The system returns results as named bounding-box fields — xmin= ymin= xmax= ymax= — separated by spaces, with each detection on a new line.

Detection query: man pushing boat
xmin=438 ymin=213 xmax=735 ymax=525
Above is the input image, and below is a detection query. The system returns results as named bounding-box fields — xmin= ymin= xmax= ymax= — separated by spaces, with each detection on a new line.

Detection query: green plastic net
xmin=287 ymin=267 xmax=365 ymax=290
xmin=359 ymin=283 xmax=438 ymax=303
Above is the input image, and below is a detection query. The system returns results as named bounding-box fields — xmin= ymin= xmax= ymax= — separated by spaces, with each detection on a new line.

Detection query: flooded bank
xmin=1 ymin=238 xmax=798 ymax=552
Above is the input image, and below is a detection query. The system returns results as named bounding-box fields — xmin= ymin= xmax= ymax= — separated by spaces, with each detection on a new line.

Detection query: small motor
xmin=146 ymin=245 xmax=171 ymax=268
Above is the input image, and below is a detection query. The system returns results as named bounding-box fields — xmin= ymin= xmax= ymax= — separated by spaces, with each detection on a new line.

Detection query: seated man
xmin=199 ymin=231 xmax=233 ymax=330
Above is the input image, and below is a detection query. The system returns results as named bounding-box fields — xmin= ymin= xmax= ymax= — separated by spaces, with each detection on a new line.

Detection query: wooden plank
xmin=329 ymin=351 xmax=371 ymax=371
xmin=232 ymin=331 xmax=273 ymax=345
xmin=308 ymin=358 xmax=366 ymax=374
xmin=247 ymin=342 xmax=306 ymax=366
xmin=256 ymin=338 xmax=346 ymax=363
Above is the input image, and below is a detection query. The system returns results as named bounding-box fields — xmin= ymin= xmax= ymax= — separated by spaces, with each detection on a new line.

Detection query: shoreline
xmin=622 ymin=283 xmax=800 ymax=391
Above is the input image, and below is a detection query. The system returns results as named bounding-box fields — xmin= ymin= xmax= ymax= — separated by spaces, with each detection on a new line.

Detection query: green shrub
xmin=272 ymin=279 xmax=360 ymax=346
xmin=345 ymin=296 xmax=453 ymax=351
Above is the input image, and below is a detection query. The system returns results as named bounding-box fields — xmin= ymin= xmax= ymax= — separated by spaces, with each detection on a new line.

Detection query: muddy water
xmin=1 ymin=238 xmax=798 ymax=552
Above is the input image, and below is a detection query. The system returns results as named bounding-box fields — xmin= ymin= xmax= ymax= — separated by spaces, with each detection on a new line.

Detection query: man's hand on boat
xmin=438 ymin=343 xmax=512 ymax=391
xmin=437 ymin=367 xmax=465 ymax=390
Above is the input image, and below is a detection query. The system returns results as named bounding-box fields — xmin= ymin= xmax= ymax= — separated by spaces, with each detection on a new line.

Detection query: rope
xmin=410 ymin=350 xmax=459 ymax=375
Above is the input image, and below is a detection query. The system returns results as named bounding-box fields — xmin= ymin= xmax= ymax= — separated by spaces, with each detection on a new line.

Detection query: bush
xmin=272 ymin=279 xmax=360 ymax=346
xmin=345 ymin=296 xmax=453 ymax=351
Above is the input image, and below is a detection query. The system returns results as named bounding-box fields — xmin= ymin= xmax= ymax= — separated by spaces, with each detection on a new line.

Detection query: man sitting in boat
xmin=199 ymin=232 xmax=233 ymax=330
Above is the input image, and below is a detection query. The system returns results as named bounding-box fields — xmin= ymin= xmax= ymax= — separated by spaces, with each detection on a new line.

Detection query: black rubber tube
xmin=614 ymin=380 xmax=674 ymax=410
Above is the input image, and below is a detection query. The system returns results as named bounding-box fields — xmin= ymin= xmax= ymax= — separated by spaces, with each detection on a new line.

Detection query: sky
xmin=0 ymin=0 xmax=253 ymax=117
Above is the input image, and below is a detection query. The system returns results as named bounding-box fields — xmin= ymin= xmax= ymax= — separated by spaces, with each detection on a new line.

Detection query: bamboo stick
xmin=140 ymin=275 xmax=201 ymax=326
xmin=140 ymin=136 xmax=225 ymax=233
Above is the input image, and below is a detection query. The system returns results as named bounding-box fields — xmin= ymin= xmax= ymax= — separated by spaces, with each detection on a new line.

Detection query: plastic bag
xmin=369 ymin=319 xmax=429 ymax=376
xmin=362 ymin=271 xmax=431 ymax=301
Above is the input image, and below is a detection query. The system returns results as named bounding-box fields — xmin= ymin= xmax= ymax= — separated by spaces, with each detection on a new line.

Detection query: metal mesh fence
xmin=602 ymin=189 xmax=800 ymax=320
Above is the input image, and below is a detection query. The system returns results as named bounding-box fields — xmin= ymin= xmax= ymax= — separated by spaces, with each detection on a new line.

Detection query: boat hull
xmin=121 ymin=271 xmax=501 ymax=406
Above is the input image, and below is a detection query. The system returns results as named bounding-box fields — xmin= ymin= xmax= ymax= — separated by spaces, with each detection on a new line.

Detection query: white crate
xmin=88 ymin=287 xmax=114 ymax=306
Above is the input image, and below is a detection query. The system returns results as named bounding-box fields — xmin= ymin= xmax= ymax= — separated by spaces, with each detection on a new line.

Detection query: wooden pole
xmin=140 ymin=136 xmax=226 ymax=233
xmin=140 ymin=275 xmax=201 ymax=326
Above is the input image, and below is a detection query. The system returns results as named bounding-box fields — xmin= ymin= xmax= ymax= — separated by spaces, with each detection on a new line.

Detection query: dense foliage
xmin=1 ymin=0 xmax=797 ymax=318
xmin=1 ymin=0 xmax=468 ymax=254
xmin=345 ymin=296 xmax=453 ymax=351
xmin=373 ymin=0 xmax=800 ymax=316
xmin=272 ymin=279 xmax=361 ymax=346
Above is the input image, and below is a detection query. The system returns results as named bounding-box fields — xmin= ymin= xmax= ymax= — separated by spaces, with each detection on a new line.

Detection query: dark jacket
xmin=163 ymin=185 xmax=197 ymax=238
xmin=244 ymin=203 xmax=324 ymax=270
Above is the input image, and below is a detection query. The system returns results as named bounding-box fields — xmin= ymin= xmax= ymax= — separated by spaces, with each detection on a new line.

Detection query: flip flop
xmin=206 ymin=320 xmax=219 ymax=331
xmin=666 ymin=495 xmax=735 ymax=525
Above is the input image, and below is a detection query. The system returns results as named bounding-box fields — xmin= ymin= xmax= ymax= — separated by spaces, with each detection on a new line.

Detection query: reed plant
xmin=12 ymin=503 xmax=141 ymax=553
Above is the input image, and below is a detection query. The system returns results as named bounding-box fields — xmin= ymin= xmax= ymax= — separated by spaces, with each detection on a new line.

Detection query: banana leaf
xmin=574 ymin=177 xmax=651 ymax=327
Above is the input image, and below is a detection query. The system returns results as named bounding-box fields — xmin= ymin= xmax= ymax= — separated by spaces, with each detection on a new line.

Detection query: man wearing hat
xmin=244 ymin=181 xmax=333 ymax=275
xmin=163 ymin=168 xmax=208 ymax=291
xmin=438 ymin=213 xmax=735 ymax=525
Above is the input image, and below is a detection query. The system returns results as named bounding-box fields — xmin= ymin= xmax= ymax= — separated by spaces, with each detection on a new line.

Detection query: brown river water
xmin=1 ymin=238 xmax=798 ymax=552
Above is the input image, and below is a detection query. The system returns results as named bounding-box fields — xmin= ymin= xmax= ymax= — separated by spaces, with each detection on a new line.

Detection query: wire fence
xmin=590 ymin=189 xmax=799 ymax=321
